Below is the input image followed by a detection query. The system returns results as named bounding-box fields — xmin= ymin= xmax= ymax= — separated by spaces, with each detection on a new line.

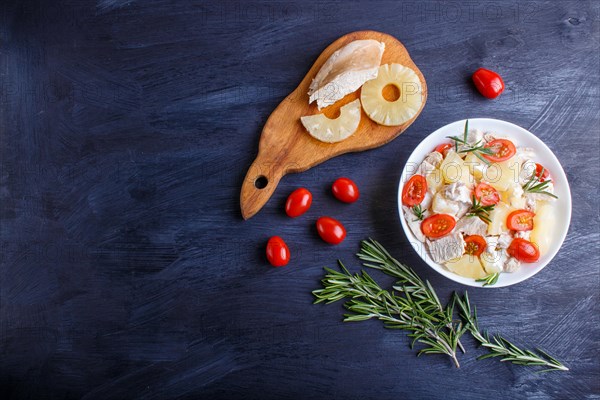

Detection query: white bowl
xmin=398 ymin=118 xmax=572 ymax=288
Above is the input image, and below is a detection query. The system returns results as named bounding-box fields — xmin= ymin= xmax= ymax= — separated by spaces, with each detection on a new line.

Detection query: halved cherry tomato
xmin=266 ymin=236 xmax=290 ymax=267
xmin=535 ymin=163 xmax=551 ymax=182
xmin=434 ymin=143 xmax=453 ymax=154
xmin=472 ymin=68 xmax=505 ymax=99
xmin=506 ymin=210 xmax=535 ymax=231
xmin=421 ymin=214 xmax=456 ymax=239
xmin=475 ymin=182 xmax=500 ymax=206
xmin=316 ymin=216 xmax=346 ymax=245
xmin=482 ymin=139 xmax=516 ymax=162
xmin=285 ymin=188 xmax=312 ymax=218
xmin=507 ymin=238 xmax=540 ymax=263
xmin=332 ymin=177 xmax=360 ymax=203
xmin=464 ymin=235 xmax=486 ymax=256
xmin=402 ymin=175 xmax=427 ymax=206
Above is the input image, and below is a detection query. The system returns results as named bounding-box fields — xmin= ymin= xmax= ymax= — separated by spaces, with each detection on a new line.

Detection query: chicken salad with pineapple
xmin=401 ymin=120 xmax=557 ymax=284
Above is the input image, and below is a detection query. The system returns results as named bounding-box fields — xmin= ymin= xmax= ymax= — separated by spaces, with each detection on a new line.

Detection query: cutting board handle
xmin=240 ymin=151 xmax=285 ymax=220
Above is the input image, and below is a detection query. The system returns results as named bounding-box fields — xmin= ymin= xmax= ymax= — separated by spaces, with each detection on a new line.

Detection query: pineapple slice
xmin=464 ymin=153 xmax=487 ymax=180
xmin=483 ymin=158 xmax=520 ymax=192
xmin=360 ymin=63 xmax=423 ymax=126
xmin=440 ymin=151 xmax=473 ymax=186
xmin=445 ymin=254 xmax=487 ymax=279
xmin=530 ymin=203 xmax=555 ymax=254
xmin=426 ymin=168 xmax=443 ymax=194
xmin=300 ymin=99 xmax=361 ymax=143
xmin=481 ymin=252 xmax=504 ymax=274
xmin=487 ymin=202 xmax=513 ymax=235
xmin=481 ymin=237 xmax=504 ymax=274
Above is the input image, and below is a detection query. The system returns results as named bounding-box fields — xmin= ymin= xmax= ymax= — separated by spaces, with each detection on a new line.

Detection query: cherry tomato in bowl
xmin=266 ymin=236 xmax=290 ymax=267
xmin=475 ymin=182 xmax=500 ymax=206
xmin=421 ymin=214 xmax=456 ymax=239
xmin=316 ymin=216 xmax=346 ymax=245
xmin=507 ymin=238 xmax=540 ymax=263
xmin=535 ymin=163 xmax=551 ymax=182
xmin=507 ymin=210 xmax=535 ymax=231
xmin=434 ymin=143 xmax=453 ymax=154
xmin=402 ymin=175 xmax=427 ymax=206
xmin=482 ymin=139 xmax=516 ymax=162
xmin=285 ymin=188 xmax=312 ymax=217
xmin=472 ymin=68 xmax=505 ymax=99
xmin=332 ymin=177 xmax=360 ymax=203
xmin=464 ymin=235 xmax=486 ymax=256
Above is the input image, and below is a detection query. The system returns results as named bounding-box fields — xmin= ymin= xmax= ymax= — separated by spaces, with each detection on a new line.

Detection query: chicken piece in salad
xmin=402 ymin=120 xmax=558 ymax=285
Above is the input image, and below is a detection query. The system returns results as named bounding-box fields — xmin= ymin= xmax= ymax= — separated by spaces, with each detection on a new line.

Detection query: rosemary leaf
xmin=412 ymin=205 xmax=425 ymax=222
xmin=454 ymin=292 xmax=569 ymax=372
xmin=467 ymin=195 xmax=494 ymax=223
xmin=313 ymin=239 xmax=568 ymax=372
xmin=313 ymin=247 xmax=464 ymax=367
xmin=446 ymin=120 xmax=493 ymax=164
xmin=476 ymin=272 xmax=500 ymax=287
xmin=522 ymin=167 xmax=559 ymax=199
xmin=357 ymin=239 xmax=467 ymax=353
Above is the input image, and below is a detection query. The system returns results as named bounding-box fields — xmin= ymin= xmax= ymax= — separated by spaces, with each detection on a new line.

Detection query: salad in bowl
xmin=398 ymin=119 xmax=571 ymax=287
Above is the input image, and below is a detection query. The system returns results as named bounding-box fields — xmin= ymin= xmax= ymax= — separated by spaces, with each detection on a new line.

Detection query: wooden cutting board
xmin=240 ymin=30 xmax=427 ymax=219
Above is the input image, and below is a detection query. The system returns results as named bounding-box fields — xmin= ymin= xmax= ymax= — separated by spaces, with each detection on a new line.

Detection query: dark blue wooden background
xmin=1 ymin=1 xmax=599 ymax=399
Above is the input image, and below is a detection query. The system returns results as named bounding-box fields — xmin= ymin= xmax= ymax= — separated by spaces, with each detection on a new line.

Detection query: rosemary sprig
xmin=446 ymin=120 xmax=494 ymax=165
xmin=313 ymin=260 xmax=465 ymax=367
xmin=475 ymin=272 xmax=500 ymax=287
xmin=467 ymin=195 xmax=494 ymax=223
xmin=454 ymin=292 xmax=569 ymax=372
xmin=412 ymin=205 xmax=425 ymax=221
xmin=313 ymin=239 xmax=568 ymax=372
xmin=522 ymin=167 xmax=558 ymax=199
xmin=357 ymin=239 xmax=466 ymax=353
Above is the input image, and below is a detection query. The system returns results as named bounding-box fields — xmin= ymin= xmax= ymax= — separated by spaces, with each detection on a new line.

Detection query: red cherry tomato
xmin=402 ymin=175 xmax=428 ymax=206
xmin=506 ymin=210 xmax=535 ymax=231
xmin=472 ymin=68 xmax=505 ymax=99
xmin=464 ymin=235 xmax=486 ymax=256
xmin=421 ymin=214 xmax=456 ymax=239
xmin=266 ymin=236 xmax=290 ymax=267
xmin=482 ymin=139 xmax=516 ymax=162
xmin=316 ymin=216 xmax=346 ymax=245
xmin=535 ymin=163 xmax=551 ymax=182
xmin=475 ymin=182 xmax=500 ymax=206
xmin=507 ymin=238 xmax=540 ymax=263
xmin=285 ymin=188 xmax=312 ymax=217
xmin=434 ymin=143 xmax=453 ymax=154
xmin=332 ymin=177 xmax=360 ymax=203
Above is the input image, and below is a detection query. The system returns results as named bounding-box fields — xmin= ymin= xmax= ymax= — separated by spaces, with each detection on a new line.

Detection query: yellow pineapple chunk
xmin=445 ymin=255 xmax=487 ymax=279
xmin=487 ymin=202 xmax=513 ymax=235
xmin=530 ymin=203 xmax=555 ymax=254
xmin=464 ymin=153 xmax=486 ymax=180
xmin=483 ymin=157 xmax=520 ymax=192
xmin=481 ymin=253 xmax=503 ymax=274
xmin=499 ymin=186 xmax=526 ymax=209
xmin=440 ymin=152 xmax=473 ymax=186
xmin=426 ymin=168 xmax=443 ymax=194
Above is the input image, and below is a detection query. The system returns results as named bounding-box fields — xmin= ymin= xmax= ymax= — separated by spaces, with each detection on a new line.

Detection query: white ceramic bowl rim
xmin=398 ymin=118 xmax=572 ymax=288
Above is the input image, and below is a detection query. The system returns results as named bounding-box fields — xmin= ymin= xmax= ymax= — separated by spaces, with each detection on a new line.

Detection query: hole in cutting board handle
xmin=254 ymin=175 xmax=268 ymax=189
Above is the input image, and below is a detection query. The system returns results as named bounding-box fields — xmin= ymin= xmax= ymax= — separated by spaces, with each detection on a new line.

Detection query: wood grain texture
xmin=0 ymin=0 xmax=599 ymax=399
xmin=240 ymin=30 xmax=427 ymax=219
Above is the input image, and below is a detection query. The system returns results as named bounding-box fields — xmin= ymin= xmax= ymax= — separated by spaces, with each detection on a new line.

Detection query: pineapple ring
xmin=360 ymin=63 xmax=423 ymax=126
xmin=300 ymin=99 xmax=361 ymax=143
